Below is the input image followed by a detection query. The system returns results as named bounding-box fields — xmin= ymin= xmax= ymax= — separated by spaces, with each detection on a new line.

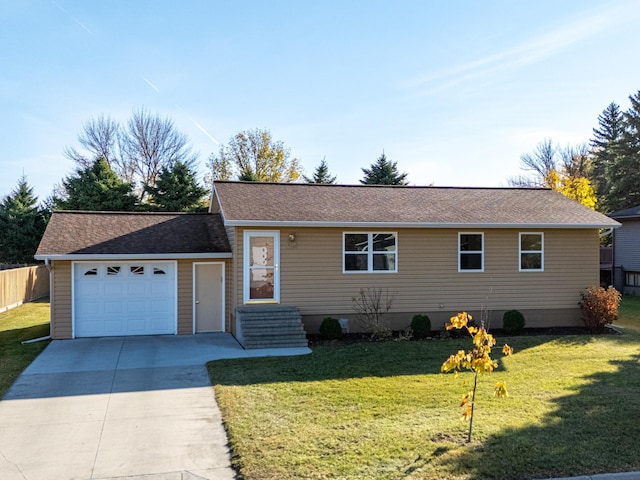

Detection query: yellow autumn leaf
xmin=461 ymin=405 xmax=473 ymax=421
xmin=502 ymin=344 xmax=514 ymax=356
xmin=449 ymin=312 xmax=470 ymax=329
xmin=494 ymin=381 xmax=508 ymax=398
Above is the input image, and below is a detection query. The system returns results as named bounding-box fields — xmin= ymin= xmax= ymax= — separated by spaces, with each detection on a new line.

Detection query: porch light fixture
xmin=288 ymin=233 xmax=296 ymax=242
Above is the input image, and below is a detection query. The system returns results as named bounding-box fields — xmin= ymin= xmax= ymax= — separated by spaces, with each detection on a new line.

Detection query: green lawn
xmin=0 ymin=299 xmax=51 ymax=398
xmin=209 ymin=298 xmax=640 ymax=480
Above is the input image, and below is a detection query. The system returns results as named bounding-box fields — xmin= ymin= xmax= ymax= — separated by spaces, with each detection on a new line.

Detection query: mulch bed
xmin=306 ymin=325 xmax=620 ymax=347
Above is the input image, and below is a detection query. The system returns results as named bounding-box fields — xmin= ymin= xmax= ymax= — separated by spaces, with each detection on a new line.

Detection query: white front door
xmin=243 ymin=231 xmax=280 ymax=304
xmin=73 ymin=261 xmax=176 ymax=337
xmin=194 ymin=262 xmax=224 ymax=333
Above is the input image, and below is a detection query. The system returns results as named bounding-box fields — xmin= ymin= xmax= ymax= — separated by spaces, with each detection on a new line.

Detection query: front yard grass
xmin=0 ymin=299 xmax=51 ymax=397
xmin=209 ymin=298 xmax=640 ymax=480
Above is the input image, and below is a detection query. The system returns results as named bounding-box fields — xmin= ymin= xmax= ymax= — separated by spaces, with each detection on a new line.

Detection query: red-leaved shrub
xmin=579 ymin=286 xmax=621 ymax=332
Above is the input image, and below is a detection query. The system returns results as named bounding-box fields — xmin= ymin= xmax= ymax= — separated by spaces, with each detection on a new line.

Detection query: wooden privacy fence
xmin=0 ymin=265 xmax=50 ymax=312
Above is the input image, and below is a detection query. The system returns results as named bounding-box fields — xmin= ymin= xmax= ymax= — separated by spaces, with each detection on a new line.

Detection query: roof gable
xmin=213 ymin=181 xmax=619 ymax=229
xmin=36 ymin=211 xmax=231 ymax=258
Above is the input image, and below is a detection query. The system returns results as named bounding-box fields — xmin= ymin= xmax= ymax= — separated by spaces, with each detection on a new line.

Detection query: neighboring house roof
xmin=609 ymin=205 xmax=640 ymax=220
xmin=35 ymin=211 xmax=232 ymax=260
xmin=213 ymin=181 xmax=619 ymax=229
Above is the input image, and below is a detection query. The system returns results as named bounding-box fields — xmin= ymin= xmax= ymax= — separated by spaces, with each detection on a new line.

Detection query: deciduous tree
xmin=207 ymin=128 xmax=301 ymax=183
xmin=509 ymin=139 xmax=597 ymax=209
xmin=65 ymin=109 xmax=198 ymax=200
xmin=441 ymin=311 xmax=513 ymax=443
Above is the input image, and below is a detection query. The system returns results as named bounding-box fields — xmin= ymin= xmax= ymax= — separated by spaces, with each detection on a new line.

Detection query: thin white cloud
xmin=191 ymin=119 xmax=220 ymax=145
xmin=143 ymin=77 xmax=161 ymax=93
xmin=408 ymin=2 xmax=640 ymax=94
xmin=50 ymin=0 xmax=95 ymax=36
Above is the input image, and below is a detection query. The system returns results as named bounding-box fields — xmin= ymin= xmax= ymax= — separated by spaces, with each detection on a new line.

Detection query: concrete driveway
xmin=0 ymin=334 xmax=310 ymax=480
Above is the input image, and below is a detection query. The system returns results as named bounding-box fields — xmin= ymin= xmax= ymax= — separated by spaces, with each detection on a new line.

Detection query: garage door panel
xmin=127 ymin=283 xmax=146 ymax=295
xmin=74 ymin=262 xmax=176 ymax=337
xmin=103 ymin=301 xmax=123 ymax=314
xmin=104 ymin=319 xmax=124 ymax=333
xmin=104 ymin=283 xmax=123 ymax=296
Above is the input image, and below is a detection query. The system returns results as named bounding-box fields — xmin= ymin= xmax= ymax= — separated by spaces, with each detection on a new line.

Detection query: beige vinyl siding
xmin=177 ymin=259 xmax=193 ymax=334
xmin=236 ymin=227 xmax=599 ymax=330
xmin=51 ymin=258 xmax=231 ymax=339
xmin=225 ymin=225 xmax=235 ymax=251
xmin=176 ymin=259 xmax=233 ymax=334
xmin=51 ymin=261 xmax=72 ymax=339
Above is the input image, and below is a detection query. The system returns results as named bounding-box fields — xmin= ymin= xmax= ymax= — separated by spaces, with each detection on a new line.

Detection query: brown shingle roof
xmin=36 ymin=211 xmax=231 ymax=257
xmin=213 ymin=181 xmax=619 ymax=228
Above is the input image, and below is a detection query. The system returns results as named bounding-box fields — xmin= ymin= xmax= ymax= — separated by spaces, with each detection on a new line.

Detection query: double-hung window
xmin=458 ymin=233 xmax=483 ymax=272
xmin=343 ymin=233 xmax=397 ymax=273
xmin=519 ymin=232 xmax=544 ymax=271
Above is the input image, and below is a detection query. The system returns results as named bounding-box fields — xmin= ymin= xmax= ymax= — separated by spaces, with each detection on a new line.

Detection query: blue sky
xmin=3 ymin=0 xmax=640 ymax=201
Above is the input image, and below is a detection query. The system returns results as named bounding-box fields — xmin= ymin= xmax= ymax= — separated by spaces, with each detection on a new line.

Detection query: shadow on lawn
xmin=436 ymin=353 xmax=640 ymax=480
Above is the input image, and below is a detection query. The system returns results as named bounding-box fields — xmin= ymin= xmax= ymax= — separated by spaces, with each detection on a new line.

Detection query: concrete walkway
xmin=0 ymin=334 xmax=311 ymax=480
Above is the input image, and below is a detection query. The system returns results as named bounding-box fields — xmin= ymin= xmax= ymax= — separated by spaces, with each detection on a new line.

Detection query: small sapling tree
xmin=441 ymin=312 xmax=513 ymax=443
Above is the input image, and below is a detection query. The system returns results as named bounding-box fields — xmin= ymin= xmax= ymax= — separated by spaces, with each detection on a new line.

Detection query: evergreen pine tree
xmin=144 ymin=161 xmax=208 ymax=211
xmin=360 ymin=152 xmax=409 ymax=185
xmin=590 ymin=102 xmax=625 ymax=209
xmin=607 ymin=91 xmax=640 ymax=212
xmin=55 ymin=157 xmax=138 ymax=211
xmin=303 ymin=158 xmax=337 ymax=184
xmin=0 ymin=176 xmax=47 ymax=264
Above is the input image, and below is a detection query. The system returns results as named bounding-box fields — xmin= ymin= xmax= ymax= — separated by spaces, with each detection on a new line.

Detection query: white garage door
xmin=74 ymin=262 xmax=176 ymax=337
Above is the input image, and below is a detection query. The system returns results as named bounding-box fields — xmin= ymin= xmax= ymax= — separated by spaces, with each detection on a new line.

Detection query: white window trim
xmin=243 ymin=230 xmax=280 ymax=304
xmin=458 ymin=232 xmax=484 ymax=272
xmin=519 ymin=232 xmax=544 ymax=272
xmin=342 ymin=232 xmax=398 ymax=274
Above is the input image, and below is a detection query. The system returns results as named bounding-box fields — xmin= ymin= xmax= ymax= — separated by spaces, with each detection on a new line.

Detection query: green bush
xmin=319 ymin=317 xmax=343 ymax=340
xmin=502 ymin=310 xmax=525 ymax=334
xmin=410 ymin=314 xmax=431 ymax=339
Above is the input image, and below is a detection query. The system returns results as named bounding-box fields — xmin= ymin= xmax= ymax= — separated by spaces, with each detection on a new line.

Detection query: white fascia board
xmin=34 ymin=252 xmax=232 ymax=261
xmin=224 ymin=220 xmax=620 ymax=229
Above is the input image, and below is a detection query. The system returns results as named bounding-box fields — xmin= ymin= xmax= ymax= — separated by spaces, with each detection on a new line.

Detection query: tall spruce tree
xmin=607 ymin=91 xmax=640 ymax=212
xmin=303 ymin=158 xmax=337 ymax=184
xmin=55 ymin=158 xmax=138 ymax=211
xmin=0 ymin=177 xmax=47 ymax=264
xmin=360 ymin=152 xmax=409 ymax=185
xmin=590 ymin=102 xmax=625 ymax=209
xmin=144 ymin=161 xmax=208 ymax=211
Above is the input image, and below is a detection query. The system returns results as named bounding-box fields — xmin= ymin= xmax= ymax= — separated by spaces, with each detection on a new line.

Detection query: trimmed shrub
xmin=410 ymin=314 xmax=431 ymax=339
xmin=579 ymin=286 xmax=621 ymax=333
xmin=502 ymin=310 xmax=525 ymax=334
xmin=319 ymin=317 xmax=343 ymax=340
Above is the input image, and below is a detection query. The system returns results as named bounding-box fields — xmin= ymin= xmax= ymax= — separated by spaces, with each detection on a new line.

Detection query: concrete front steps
xmin=235 ymin=305 xmax=308 ymax=349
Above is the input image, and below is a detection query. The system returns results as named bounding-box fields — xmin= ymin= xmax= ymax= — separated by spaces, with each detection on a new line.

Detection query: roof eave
xmin=34 ymin=252 xmax=233 ymax=261
xmin=223 ymin=220 xmax=621 ymax=229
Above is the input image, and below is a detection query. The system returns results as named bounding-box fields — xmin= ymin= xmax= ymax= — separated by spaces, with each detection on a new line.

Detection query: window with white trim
xmin=520 ymin=232 xmax=544 ymax=271
xmin=343 ymin=232 xmax=397 ymax=273
xmin=458 ymin=233 xmax=483 ymax=272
